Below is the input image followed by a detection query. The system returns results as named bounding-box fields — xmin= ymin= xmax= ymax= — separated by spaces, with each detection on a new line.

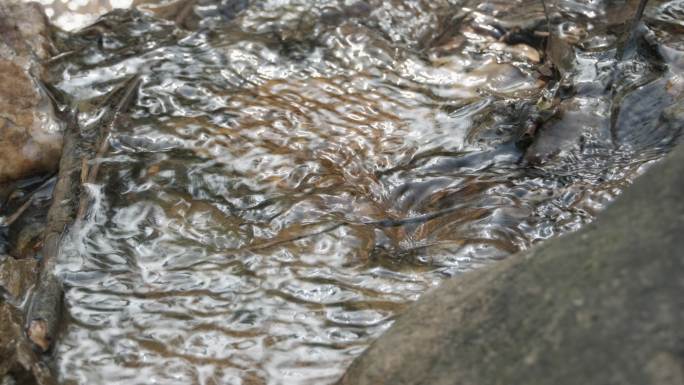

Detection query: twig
xmin=1 ymin=175 xmax=57 ymax=227
xmin=76 ymin=75 xmax=141 ymax=221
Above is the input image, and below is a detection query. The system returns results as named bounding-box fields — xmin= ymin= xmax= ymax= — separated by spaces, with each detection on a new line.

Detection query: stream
xmin=7 ymin=0 xmax=684 ymax=384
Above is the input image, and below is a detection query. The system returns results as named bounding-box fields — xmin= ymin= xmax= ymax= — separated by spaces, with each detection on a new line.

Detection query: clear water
xmin=38 ymin=0 xmax=684 ymax=384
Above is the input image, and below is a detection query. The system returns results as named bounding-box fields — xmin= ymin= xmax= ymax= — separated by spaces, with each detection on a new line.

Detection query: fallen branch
xmin=26 ymin=109 xmax=82 ymax=352
xmin=26 ymin=74 xmax=141 ymax=353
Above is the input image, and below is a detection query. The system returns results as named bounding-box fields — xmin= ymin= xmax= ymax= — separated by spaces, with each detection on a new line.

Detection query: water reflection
xmin=40 ymin=0 xmax=684 ymax=384
xmin=32 ymin=0 xmax=133 ymax=30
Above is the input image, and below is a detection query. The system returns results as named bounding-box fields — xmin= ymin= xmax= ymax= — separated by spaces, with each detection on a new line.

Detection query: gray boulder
xmin=338 ymin=143 xmax=684 ymax=385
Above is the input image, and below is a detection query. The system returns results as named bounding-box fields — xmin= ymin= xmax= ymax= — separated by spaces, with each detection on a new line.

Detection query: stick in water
xmin=26 ymin=108 xmax=82 ymax=352
xmin=27 ymin=74 xmax=141 ymax=352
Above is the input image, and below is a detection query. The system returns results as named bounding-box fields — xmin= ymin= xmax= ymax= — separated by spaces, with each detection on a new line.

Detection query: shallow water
xmin=33 ymin=0 xmax=134 ymax=31
xmin=33 ymin=0 xmax=684 ymax=384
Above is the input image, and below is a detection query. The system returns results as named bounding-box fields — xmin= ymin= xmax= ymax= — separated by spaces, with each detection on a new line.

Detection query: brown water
xmin=33 ymin=0 xmax=684 ymax=384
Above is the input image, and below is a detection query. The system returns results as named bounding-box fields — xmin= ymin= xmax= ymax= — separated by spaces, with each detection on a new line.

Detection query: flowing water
xmin=24 ymin=0 xmax=684 ymax=383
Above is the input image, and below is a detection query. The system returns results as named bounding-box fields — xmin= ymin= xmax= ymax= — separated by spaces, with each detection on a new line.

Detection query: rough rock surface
xmin=338 ymin=144 xmax=684 ymax=385
xmin=0 ymin=1 xmax=62 ymax=183
xmin=0 ymin=303 xmax=55 ymax=385
xmin=0 ymin=256 xmax=37 ymax=304
xmin=0 ymin=253 xmax=50 ymax=385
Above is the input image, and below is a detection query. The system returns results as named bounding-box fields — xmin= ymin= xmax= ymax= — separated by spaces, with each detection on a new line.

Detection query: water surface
xmin=41 ymin=0 xmax=684 ymax=384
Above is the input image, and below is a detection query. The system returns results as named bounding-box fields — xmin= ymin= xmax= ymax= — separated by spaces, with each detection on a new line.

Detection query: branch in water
xmin=27 ymin=75 xmax=141 ymax=353
xmin=26 ymin=109 xmax=82 ymax=353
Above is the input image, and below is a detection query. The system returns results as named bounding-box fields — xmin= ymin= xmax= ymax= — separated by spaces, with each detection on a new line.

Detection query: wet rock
xmin=7 ymin=220 xmax=44 ymax=262
xmin=0 ymin=1 xmax=62 ymax=183
xmin=523 ymin=0 xmax=678 ymax=164
xmin=0 ymin=256 xmax=37 ymax=304
xmin=0 ymin=303 xmax=56 ymax=385
xmin=338 ymin=143 xmax=684 ymax=385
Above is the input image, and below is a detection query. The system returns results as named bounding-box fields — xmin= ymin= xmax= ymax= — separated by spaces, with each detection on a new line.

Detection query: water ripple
xmin=43 ymin=0 xmax=684 ymax=384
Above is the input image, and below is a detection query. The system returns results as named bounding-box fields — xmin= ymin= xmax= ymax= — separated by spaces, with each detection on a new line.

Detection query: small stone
xmin=26 ymin=320 xmax=50 ymax=353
